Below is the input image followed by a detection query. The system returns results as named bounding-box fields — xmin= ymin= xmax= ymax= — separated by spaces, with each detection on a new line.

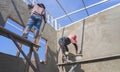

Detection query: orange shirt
xmin=31 ymin=4 xmax=45 ymax=15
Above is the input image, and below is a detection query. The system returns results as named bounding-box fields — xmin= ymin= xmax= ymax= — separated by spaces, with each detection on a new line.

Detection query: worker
xmin=22 ymin=3 xmax=46 ymax=39
xmin=58 ymin=34 xmax=79 ymax=62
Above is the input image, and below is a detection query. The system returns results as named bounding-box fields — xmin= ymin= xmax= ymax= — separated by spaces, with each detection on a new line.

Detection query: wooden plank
xmin=57 ymin=54 xmax=120 ymax=66
xmin=16 ymin=43 xmax=23 ymax=56
xmin=0 ymin=27 xmax=40 ymax=48
xmin=33 ymin=37 xmax=41 ymax=72
xmin=24 ymin=48 xmax=33 ymax=72
xmin=9 ymin=35 xmax=37 ymax=72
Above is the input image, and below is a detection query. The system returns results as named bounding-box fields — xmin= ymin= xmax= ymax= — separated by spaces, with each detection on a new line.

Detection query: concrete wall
xmin=33 ymin=23 xmax=58 ymax=72
xmin=0 ymin=0 xmax=29 ymax=26
xmin=57 ymin=5 xmax=120 ymax=72
xmin=0 ymin=0 xmax=58 ymax=72
xmin=1 ymin=0 xmax=120 ymax=72
xmin=0 ymin=52 xmax=25 ymax=72
xmin=82 ymin=59 xmax=120 ymax=72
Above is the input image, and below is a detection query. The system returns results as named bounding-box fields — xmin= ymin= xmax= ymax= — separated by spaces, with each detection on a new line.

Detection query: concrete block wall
xmin=0 ymin=0 xmax=29 ymax=26
xmin=57 ymin=5 xmax=120 ymax=72
xmin=0 ymin=52 xmax=25 ymax=72
xmin=0 ymin=0 xmax=59 ymax=72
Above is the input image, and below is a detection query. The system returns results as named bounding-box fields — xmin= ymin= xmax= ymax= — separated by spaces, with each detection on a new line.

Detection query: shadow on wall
xmin=47 ymin=46 xmax=59 ymax=71
xmin=64 ymin=52 xmax=85 ymax=72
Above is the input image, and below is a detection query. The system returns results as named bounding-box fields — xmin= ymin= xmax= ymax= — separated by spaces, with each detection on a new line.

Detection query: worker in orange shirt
xmin=58 ymin=34 xmax=79 ymax=62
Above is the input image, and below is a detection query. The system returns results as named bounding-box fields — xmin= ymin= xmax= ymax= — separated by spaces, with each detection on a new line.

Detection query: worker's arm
xmin=73 ymin=43 xmax=78 ymax=54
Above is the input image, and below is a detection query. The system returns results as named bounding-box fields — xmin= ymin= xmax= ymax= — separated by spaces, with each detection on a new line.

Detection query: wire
xmin=81 ymin=0 xmax=89 ymax=16
xmin=55 ymin=0 xmax=73 ymax=22
xmin=79 ymin=0 xmax=89 ymax=55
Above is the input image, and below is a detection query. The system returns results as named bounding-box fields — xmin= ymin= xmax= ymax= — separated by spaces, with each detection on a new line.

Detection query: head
xmin=72 ymin=35 xmax=77 ymax=40
xmin=69 ymin=34 xmax=77 ymax=43
xmin=70 ymin=34 xmax=77 ymax=39
xmin=37 ymin=3 xmax=45 ymax=9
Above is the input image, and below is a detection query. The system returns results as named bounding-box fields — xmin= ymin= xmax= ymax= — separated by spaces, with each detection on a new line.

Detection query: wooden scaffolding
xmin=0 ymin=26 xmax=41 ymax=72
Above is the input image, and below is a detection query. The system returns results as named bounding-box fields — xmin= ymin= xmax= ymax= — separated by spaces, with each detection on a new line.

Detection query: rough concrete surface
xmin=57 ymin=5 xmax=120 ymax=72
xmin=0 ymin=0 xmax=120 ymax=72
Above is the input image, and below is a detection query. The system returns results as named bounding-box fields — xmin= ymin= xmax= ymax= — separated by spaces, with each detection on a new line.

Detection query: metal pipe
xmin=57 ymin=54 xmax=120 ymax=66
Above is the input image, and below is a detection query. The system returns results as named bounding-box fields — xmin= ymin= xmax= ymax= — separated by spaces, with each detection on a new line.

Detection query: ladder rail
xmin=9 ymin=34 xmax=38 ymax=72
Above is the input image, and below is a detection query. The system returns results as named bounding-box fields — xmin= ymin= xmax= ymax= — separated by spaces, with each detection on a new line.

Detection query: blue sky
xmin=23 ymin=0 xmax=120 ymax=27
xmin=0 ymin=0 xmax=120 ymax=61
xmin=29 ymin=0 xmax=119 ymax=28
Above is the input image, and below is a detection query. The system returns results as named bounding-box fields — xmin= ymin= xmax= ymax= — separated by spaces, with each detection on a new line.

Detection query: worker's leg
xmin=61 ymin=45 xmax=70 ymax=63
xmin=22 ymin=14 xmax=36 ymax=38
xmin=64 ymin=45 xmax=69 ymax=61
xmin=22 ymin=26 xmax=31 ymax=38
xmin=33 ymin=15 xmax=42 ymax=39
xmin=58 ymin=40 xmax=65 ymax=63
xmin=58 ymin=38 xmax=69 ymax=62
